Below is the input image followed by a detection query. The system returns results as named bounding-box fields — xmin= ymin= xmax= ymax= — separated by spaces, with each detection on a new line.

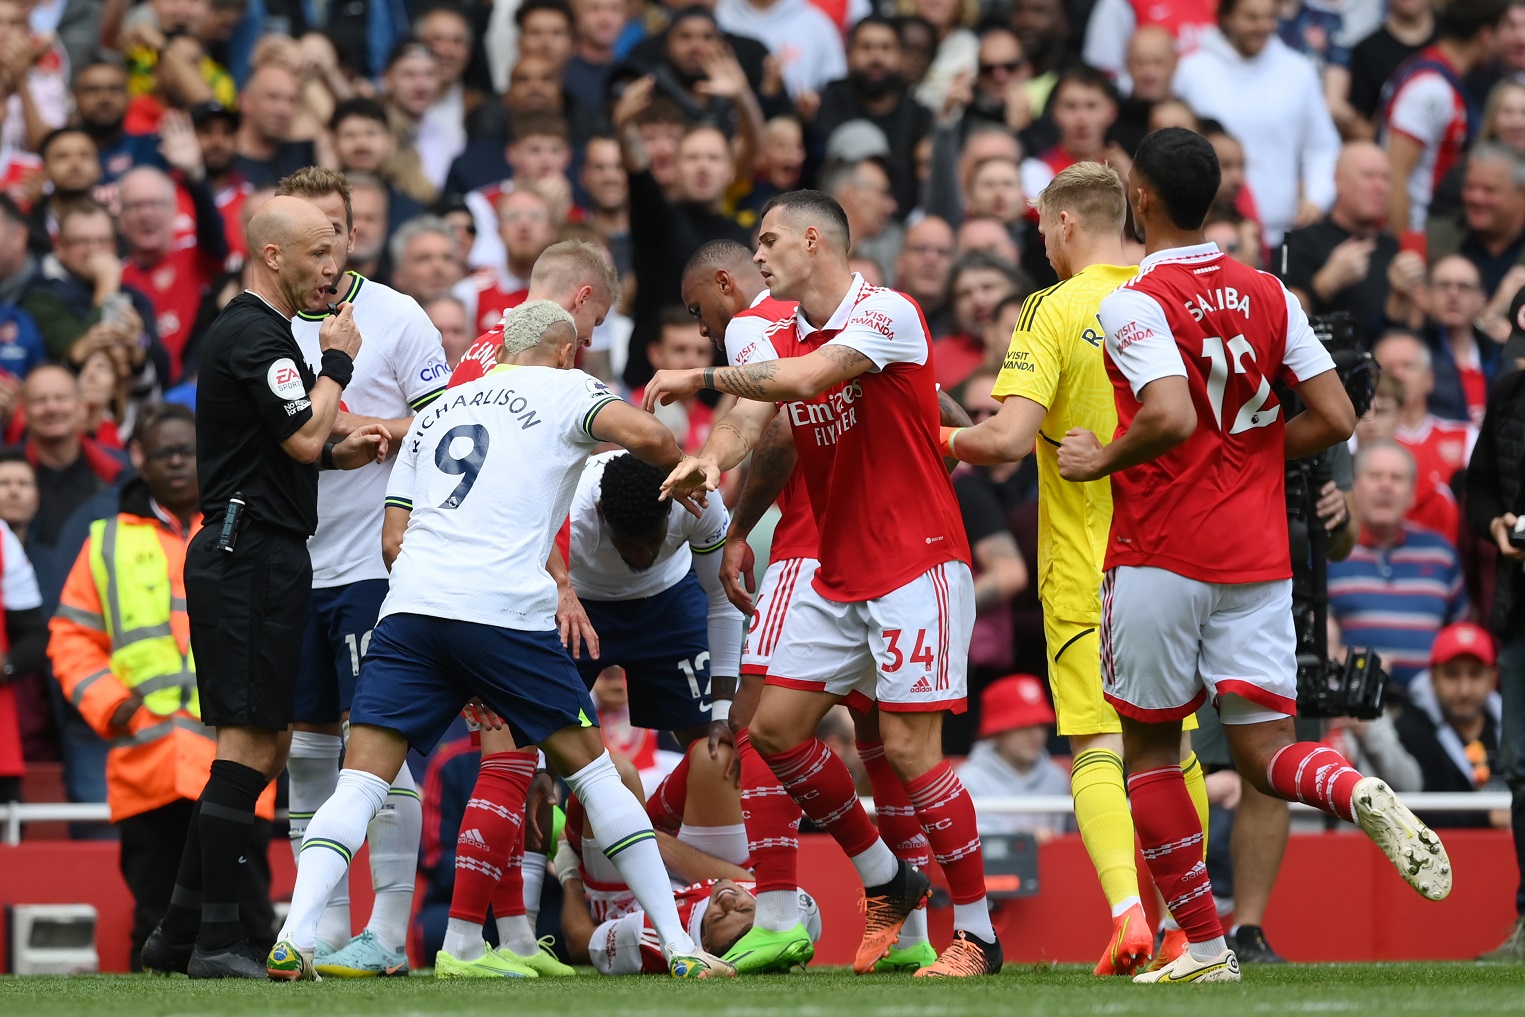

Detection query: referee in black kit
xmin=143 ymin=195 xmax=390 ymax=978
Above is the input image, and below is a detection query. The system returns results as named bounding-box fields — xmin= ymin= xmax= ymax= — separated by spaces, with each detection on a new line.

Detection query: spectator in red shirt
xmin=1424 ymin=254 xmax=1502 ymax=426
xmin=451 ymin=187 xmax=553 ymax=334
xmin=117 ymin=118 xmax=227 ymax=382
xmin=1374 ymin=329 xmax=1476 ymax=498
xmin=1017 ymin=65 xmax=1118 ymax=204
xmin=1354 ymin=370 xmax=1461 ymax=541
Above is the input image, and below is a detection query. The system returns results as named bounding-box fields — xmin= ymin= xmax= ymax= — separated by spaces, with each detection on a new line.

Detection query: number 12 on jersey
xmin=1201 ymin=334 xmax=1279 ymax=435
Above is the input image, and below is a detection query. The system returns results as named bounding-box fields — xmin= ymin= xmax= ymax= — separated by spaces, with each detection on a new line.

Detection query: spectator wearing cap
xmin=823 ymin=147 xmax=901 ymax=285
xmin=717 ymin=0 xmax=847 ymax=101
xmin=25 ymin=127 xmax=101 ymax=257
xmin=72 ymin=55 xmax=165 ymax=185
xmin=956 ymin=674 xmax=1071 ymax=839
xmin=1466 ymin=327 xmax=1525 ymax=958
xmin=814 ymin=15 xmax=933 ymax=221
xmin=1173 ymin=0 xmax=1340 ymax=245
xmin=188 ymin=101 xmax=251 ymax=265
xmin=1280 ymin=141 xmax=1401 ymax=339
xmin=1397 ymin=623 xmax=1506 ymax=829
xmin=1328 ymin=441 xmax=1470 ymax=691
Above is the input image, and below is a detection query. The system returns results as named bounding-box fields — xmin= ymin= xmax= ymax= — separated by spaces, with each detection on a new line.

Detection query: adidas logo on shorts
xmin=910 ymin=677 xmax=933 ymax=694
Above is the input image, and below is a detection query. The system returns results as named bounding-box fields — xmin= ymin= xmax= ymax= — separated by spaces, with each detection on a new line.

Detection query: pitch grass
xmin=5 ymin=964 xmax=1525 ymax=1017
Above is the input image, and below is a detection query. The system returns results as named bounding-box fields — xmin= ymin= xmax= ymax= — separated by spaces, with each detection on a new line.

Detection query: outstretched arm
xmin=588 ymin=399 xmax=685 ymax=471
xmin=644 ymin=344 xmax=875 ymax=409
xmin=945 ymin=394 xmax=1045 ymax=465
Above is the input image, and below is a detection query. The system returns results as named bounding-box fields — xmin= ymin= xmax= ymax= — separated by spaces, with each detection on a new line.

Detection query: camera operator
xmin=1466 ymin=306 xmax=1525 ymax=961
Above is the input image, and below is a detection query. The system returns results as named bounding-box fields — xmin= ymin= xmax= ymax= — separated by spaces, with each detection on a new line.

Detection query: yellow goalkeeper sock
xmin=1071 ymin=747 xmax=1140 ymax=911
xmin=1180 ymin=751 xmax=1210 ymax=855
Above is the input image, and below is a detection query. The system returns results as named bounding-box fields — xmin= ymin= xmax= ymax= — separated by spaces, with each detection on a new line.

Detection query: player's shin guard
xmin=448 ymin=751 xmax=535 ymax=938
xmin=364 ymin=764 xmax=423 ymax=953
xmin=904 ymin=762 xmax=994 ymax=941
xmin=1127 ymin=766 xmax=1222 ymax=949
xmin=280 ymin=770 xmax=391 ymax=952
xmin=287 ymin=731 xmax=350 ymax=951
xmin=567 ymin=750 xmax=696 ymax=955
xmin=646 ymin=751 xmax=690 ymax=835
xmin=762 ymin=737 xmax=896 ymax=886
xmin=1266 ymin=743 xmax=1362 ymax=822
xmin=1070 ymin=748 xmax=1142 ymax=912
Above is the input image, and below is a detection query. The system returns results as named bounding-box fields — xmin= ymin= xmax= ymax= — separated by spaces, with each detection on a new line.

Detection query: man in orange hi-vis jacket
xmin=48 ymin=405 xmax=277 ymax=970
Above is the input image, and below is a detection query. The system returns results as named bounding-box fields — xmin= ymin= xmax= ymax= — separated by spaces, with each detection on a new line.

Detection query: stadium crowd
xmin=0 ymin=0 xmax=1522 ymax=980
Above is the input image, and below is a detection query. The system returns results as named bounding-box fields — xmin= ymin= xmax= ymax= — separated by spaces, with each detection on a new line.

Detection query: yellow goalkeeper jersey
xmin=990 ymin=262 xmax=1137 ymax=626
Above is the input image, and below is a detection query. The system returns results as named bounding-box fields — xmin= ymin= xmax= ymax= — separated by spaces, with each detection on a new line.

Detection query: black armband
xmin=319 ymin=349 xmax=355 ymax=388
xmin=703 ymin=366 xmax=716 ymax=390
xmin=321 ymin=441 xmax=338 ymax=470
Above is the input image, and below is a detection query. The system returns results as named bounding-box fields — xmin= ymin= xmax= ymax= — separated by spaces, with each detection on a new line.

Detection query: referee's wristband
xmin=320 ymin=441 xmax=338 ymax=470
xmin=939 ymin=426 xmax=965 ymax=459
xmin=319 ymin=349 xmax=355 ymax=388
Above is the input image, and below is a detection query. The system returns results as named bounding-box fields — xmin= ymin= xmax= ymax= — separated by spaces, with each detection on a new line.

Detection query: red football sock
xmin=1127 ymin=765 xmax=1221 ymax=944
xmin=645 ymin=751 xmax=690 ymax=835
xmin=858 ymin=742 xmax=931 ymax=869
xmin=1267 ymin=742 xmax=1362 ymax=822
xmin=903 ymin=761 xmax=984 ymax=905
xmin=490 ymin=820 xmax=526 ymax=919
xmin=762 ymin=737 xmax=879 ymax=857
xmin=447 ymin=750 xmax=535 ymax=925
xmin=737 ymin=729 xmax=802 ymax=893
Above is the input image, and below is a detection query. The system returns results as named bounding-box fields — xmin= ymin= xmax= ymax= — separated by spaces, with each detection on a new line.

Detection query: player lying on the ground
xmin=558 ymin=742 xmax=822 ymax=974
xmin=265 ymin=300 xmax=737 ymax=982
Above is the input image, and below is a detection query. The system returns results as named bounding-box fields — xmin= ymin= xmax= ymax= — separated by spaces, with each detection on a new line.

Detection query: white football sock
xmin=364 ymin=764 xmax=422 ymax=953
xmin=278 ymin=769 xmax=387 ymax=951
xmin=522 ymin=850 xmax=547 ymax=931
xmin=443 ymin=918 xmax=485 ymax=960
xmin=566 ymin=751 xmax=696 ymax=956
xmin=287 ymin=731 xmax=351 ymax=951
xmin=953 ymin=899 xmax=995 ymax=941
xmin=1189 ymin=935 xmax=1229 ymax=961
xmin=849 ymin=840 xmax=899 ymax=888
xmin=495 ymin=913 xmax=538 ymax=957
xmin=754 ymin=890 xmax=799 ymax=933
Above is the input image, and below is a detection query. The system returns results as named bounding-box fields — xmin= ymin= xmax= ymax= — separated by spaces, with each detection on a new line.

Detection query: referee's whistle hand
xmin=319 ymin=300 xmax=363 ymax=357
xmin=332 ymin=422 xmax=390 ymax=468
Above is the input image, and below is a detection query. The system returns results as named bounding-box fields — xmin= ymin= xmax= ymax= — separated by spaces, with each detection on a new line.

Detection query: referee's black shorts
xmin=186 ymin=521 xmax=313 ymax=730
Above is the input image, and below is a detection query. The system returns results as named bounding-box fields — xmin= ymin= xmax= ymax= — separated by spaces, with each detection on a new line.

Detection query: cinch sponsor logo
xmin=419 ymin=361 xmax=450 ymax=382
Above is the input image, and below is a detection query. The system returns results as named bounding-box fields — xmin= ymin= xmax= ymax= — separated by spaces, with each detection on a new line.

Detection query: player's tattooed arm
xmin=731 ymin=414 xmax=796 ymax=540
xmin=703 ymin=343 xmax=875 ymax=402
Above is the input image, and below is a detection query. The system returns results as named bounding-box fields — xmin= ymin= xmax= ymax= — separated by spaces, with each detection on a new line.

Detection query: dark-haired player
xmin=1055 ymin=127 xmax=1452 ymax=984
xmin=645 ymin=190 xmax=999 ymax=978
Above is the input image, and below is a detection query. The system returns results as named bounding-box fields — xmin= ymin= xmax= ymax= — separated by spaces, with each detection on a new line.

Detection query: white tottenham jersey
xmin=293 ymin=274 xmax=450 ymax=588
xmin=381 ymin=364 xmax=621 ymax=631
xmin=568 ymin=451 xmax=744 ymax=678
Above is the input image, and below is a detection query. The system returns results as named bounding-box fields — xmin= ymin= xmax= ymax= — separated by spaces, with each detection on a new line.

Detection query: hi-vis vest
xmin=87 ymin=516 xmax=199 ymax=720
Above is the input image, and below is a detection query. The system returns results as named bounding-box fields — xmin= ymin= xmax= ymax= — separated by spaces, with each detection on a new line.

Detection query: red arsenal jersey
xmin=1097 ymin=243 xmax=1336 ymax=584
xmin=453 ymin=268 xmax=529 ymax=337
xmin=121 ymin=245 xmax=222 ymax=378
xmin=750 ymin=275 xmax=970 ymax=601
xmin=723 ymin=293 xmax=820 ymax=564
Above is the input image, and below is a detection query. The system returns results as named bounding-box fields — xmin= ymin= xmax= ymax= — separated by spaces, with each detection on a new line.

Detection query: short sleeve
xmin=1 ymin=522 xmax=41 ymax=611
xmin=826 ymin=292 xmax=928 ymax=371
xmin=1387 ymin=74 xmax=1456 ymax=148
xmin=990 ymin=291 xmax=1063 ymax=409
xmin=393 ymin=302 xmax=451 ymax=410
xmin=724 ymin=316 xmax=779 ymax=367
xmin=229 ymin=314 xmax=313 ymax=441
xmin=570 ymin=371 xmax=624 ymax=444
xmin=1098 ymin=287 xmax=1187 ymax=398
xmin=1279 ymin=286 xmax=1337 ymax=383
xmin=385 ymin=418 xmax=423 ymax=512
